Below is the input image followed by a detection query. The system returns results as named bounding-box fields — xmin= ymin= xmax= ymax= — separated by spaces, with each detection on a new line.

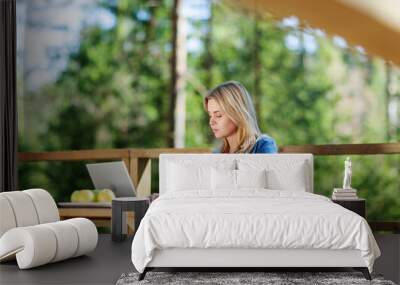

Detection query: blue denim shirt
xmin=249 ymin=134 xmax=278 ymax=153
xmin=212 ymin=134 xmax=278 ymax=154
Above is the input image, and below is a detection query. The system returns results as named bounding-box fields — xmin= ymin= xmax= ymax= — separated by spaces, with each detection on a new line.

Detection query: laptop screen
xmin=86 ymin=161 xmax=136 ymax=197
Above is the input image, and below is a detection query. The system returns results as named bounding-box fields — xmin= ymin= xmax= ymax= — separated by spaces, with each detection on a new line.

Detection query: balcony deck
xmin=4 ymin=144 xmax=398 ymax=284
xmin=0 ymin=233 xmax=398 ymax=285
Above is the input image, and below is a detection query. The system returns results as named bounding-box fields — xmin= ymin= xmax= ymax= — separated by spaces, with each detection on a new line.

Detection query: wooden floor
xmin=0 ymin=234 xmax=398 ymax=285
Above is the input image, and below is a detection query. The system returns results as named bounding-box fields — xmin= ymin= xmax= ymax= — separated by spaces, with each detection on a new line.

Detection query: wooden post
xmin=126 ymin=211 xmax=135 ymax=235
xmin=123 ymin=157 xmax=130 ymax=173
xmin=128 ymin=150 xmax=152 ymax=197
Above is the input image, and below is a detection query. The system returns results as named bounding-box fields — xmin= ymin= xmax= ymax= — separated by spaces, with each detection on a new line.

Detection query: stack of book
xmin=332 ymin=188 xmax=358 ymax=200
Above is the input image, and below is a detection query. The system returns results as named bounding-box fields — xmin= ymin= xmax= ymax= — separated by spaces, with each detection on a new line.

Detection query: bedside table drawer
xmin=332 ymin=199 xmax=366 ymax=218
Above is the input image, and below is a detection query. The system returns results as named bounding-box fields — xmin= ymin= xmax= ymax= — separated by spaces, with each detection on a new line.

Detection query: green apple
xmin=93 ymin=189 xmax=102 ymax=202
xmin=79 ymin=189 xmax=95 ymax=202
xmin=96 ymin=189 xmax=115 ymax=202
xmin=70 ymin=190 xmax=81 ymax=202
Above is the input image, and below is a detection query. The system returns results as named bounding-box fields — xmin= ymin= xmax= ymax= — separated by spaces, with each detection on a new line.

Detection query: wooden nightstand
xmin=111 ymin=197 xmax=150 ymax=242
xmin=332 ymin=198 xmax=366 ymax=218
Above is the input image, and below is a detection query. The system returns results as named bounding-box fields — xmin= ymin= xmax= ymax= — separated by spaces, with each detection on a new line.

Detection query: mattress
xmin=131 ymin=189 xmax=380 ymax=273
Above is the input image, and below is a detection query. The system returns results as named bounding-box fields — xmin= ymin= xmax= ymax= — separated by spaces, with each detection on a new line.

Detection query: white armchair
xmin=0 ymin=189 xmax=98 ymax=269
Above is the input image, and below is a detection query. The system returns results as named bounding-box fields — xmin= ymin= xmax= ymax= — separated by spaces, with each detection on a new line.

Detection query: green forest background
xmin=17 ymin=0 xmax=399 ymax=221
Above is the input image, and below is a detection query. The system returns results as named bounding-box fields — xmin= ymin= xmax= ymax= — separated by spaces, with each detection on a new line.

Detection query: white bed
xmin=131 ymin=154 xmax=380 ymax=280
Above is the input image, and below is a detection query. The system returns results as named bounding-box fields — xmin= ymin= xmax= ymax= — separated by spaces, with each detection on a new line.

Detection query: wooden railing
xmin=18 ymin=142 xmax=400 ymax=232
xmin=279 ymin=143 xmax=400 ymax=155
xmin=18 ymin=148 xmax=211 ymax=197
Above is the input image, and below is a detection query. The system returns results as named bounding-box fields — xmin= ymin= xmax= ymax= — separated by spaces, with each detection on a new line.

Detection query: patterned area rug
xmin=116 ymin=271 xmax=396 ymax=285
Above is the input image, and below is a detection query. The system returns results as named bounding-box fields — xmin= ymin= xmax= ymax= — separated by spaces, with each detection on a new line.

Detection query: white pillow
xmin=266 ymin=162 xmax=308 ymax=191
xmin=211 ymin=168 xmax=268 ymax=190
xmin=166 ymin=159 xmax=237 ymax=192
xmin=168 ymin=162 xmax=211 ymax=191
xmin=237 ymin=169 xmax=268 ymax=189
xmin=237 ymin=159 xmax=310 ymax=192
xmin=211 ymin=168 xmax=236 ymax=190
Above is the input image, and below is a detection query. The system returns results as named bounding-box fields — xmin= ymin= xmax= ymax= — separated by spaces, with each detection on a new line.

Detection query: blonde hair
xmin=204 ymin=81 xmax=261 ymax=153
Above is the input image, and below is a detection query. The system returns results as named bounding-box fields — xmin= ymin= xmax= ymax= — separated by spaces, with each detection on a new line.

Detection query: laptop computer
xmin=86 ymin=161 xmax=137 ymax=197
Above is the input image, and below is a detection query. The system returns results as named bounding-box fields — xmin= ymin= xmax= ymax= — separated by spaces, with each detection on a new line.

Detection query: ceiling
xmin=233 ymin=0 xmax=400 ymax=66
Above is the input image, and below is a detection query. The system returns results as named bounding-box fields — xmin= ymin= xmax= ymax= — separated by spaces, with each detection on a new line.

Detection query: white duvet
xmin=131 ymin=189 xmax=380 ymax=273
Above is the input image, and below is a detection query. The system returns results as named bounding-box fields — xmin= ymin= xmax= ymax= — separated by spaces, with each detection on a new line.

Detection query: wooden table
xmin=59 ymin=207 xmax=112 ymax=227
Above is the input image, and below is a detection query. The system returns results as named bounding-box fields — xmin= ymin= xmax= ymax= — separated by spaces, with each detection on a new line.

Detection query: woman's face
xmin=207 ymin=98 xmax=237 ymax=139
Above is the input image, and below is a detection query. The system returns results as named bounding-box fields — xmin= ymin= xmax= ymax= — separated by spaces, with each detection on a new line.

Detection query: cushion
xmin=0 ymin=189 xmax=59 ymax=237
xmin=0 ymin=226 xmax=57 ymax=268
xmin=167 ymin=159 xmax=236 ymax=192
xmin=64 ymin=218 xmax=98 ymax=257
xmin=0 ymin=191 xmax=39 ymax=227
xmin=0 ymin=218 xmax=97 ymax=269
xmin=266 ymin=163 xmax=307 ymax=191
xmin=238 ymin=158 xmax=310 ymax=192
xmin=237 ymin=169 xmax=268 ymax=189
xmin=167 ymin=162 xmax=211 ymax=191
xmin=211 ymin=168 xmax=268 ymax=190
xmin=0 ymin=196 xmax=17 ymax=237
xmin=0 ymin=189 xmax=98 ymax=269
xmin=211 ymin=168 xmax=236 ymax=190
xmin=42 ymin=221 xmax=79 ymax=262
xmin=24 ymin=189 xmax=60 ymax=224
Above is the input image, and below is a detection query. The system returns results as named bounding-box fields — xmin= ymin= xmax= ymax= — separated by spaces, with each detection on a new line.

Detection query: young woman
xmin=204 ymin=81 xmax=278 ymax=154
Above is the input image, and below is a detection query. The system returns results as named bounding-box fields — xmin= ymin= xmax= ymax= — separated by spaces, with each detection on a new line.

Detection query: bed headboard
xmin=159 ymin=153 xmax=314 ymax=195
